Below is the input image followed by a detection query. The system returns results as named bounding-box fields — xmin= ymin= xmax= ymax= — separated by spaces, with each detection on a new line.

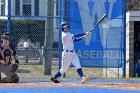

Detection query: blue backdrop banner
xmin=69 ymin=0 xmax=125 ymax=67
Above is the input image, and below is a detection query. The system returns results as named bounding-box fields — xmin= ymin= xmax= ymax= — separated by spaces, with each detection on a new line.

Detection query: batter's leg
xmin=51 ymin=52 xmax=73 ymax=83
xmin=72 ymin=52 xmax=90 ymax=84
xmin=71 ymin=52 xmax=84 ymax=77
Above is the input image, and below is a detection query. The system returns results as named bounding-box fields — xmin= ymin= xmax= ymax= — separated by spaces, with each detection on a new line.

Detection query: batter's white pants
xmin=60 ymin=50 xmax=81 ymax=74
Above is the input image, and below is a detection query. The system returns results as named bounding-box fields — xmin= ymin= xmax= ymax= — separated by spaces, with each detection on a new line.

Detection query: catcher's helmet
xmin=3 ymin=32 xmax=11 ymax=36
xmin=60 ymin=21 xmax=69 ymax=31
xmin=1 ymin=32 xmax=11 ymax=41
xmin=2 ymin=35 xmax=10 ymax=41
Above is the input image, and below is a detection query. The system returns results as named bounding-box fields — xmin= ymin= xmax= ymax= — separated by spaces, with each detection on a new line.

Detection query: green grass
xmin=16 ymin=64 xmax=103 ymax=80
xmin=3 ymin=64 xmax=139 ymax=81
xmin=17 ymin=64 xmax=58 ymax=79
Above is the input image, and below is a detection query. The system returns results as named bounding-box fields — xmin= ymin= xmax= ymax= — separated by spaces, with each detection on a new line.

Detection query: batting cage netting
xmin=0 ymin=0 xmax=126 ymax=82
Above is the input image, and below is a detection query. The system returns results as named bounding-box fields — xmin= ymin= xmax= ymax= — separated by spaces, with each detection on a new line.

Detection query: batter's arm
xmin=74 ymin=33 xmax=85 ymax=38
xmin=73 ymin=33 xmax=85 ymax=42
xmin=73 ymin=32 xmax=90 ymax=42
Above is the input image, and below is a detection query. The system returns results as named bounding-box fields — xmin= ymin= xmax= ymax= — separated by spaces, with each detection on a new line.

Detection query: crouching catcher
xmin=0 ymin=35 xmax=19 ymax=83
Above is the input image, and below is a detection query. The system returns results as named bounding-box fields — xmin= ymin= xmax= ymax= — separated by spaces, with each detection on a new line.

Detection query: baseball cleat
xmin=50 ymin=77 xmax=60 ymax=83
xmin=81 ymin=76 xmax=90 ymax=84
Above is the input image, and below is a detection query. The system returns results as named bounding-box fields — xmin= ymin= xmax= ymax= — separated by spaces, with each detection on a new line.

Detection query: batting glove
xmin=85 ymin=32 xmax=90 ymax=36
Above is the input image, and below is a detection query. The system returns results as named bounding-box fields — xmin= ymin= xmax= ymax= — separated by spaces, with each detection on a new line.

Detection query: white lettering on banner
xmin=96 ymin=51 xmax=103 ymax=58
xmin=75 ymin=0 xmax=116 ymax=46
xmin=90 ymin=51 xmax=96 ymax=58
xmin=77 ymin=50 xmax=119 ymax=59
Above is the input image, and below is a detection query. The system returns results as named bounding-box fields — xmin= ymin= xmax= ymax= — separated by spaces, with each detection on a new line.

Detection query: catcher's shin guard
xmin=1 ymin=77 xmax=11 ymax=83
xmin=11 ymin=74 xmax=19 ymax=83
xmin=1 ymin=74 xmax=19 ymax=83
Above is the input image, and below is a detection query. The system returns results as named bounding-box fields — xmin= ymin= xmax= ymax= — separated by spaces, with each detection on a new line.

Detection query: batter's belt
xmin=64 ymin=50 xmax=74 ymax=52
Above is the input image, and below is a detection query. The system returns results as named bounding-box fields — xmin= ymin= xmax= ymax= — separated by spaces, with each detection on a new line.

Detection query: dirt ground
xmin=0 ymin=82 xmax=140 ymax=90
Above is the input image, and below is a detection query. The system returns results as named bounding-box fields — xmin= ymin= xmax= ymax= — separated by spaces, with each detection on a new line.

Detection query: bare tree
xmin=43 ymin=0 xmax=54 ymax=75
xmin=127 ymin=0 xmax=140 ymax=11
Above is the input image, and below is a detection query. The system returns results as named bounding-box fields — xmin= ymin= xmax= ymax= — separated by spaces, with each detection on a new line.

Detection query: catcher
xmin=0 ymin=35 xmax=19 ymax=83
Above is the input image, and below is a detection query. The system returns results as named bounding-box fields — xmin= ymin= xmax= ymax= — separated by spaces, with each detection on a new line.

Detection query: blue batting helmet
xmin=60 ymin=21 xmax=69 ymax=31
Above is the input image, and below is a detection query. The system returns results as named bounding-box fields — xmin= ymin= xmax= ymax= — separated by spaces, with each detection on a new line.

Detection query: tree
xmin=43 ymin=0 xmax=54 ymax=75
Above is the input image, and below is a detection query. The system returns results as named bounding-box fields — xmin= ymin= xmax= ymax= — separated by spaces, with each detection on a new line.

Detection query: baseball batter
xmin=50 ymin=21 xmax=90 ymax=84
xmin=0 ymin=34 xmax=19 ymax=83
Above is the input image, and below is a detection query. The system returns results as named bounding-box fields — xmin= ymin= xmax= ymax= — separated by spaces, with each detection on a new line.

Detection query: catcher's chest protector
xmin=0 ymin=45 xmax=14 ymax=63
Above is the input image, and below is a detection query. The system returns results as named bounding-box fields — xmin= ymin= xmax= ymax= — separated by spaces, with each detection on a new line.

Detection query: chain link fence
xmin=0 ymin=0 xmax=126 ymax=82
xmin=0 ymin=0 xmax=61 ymax=81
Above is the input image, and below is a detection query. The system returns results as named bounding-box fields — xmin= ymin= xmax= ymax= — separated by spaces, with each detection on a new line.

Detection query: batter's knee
xmin=60 ymin=68 xmax=69 ymax=74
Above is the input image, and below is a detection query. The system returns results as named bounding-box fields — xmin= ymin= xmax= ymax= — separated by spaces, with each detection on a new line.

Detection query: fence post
xmin=7 ymin=0 xmax=11 ymax=32
xmin=39 ymin=46 xmax=44 ymax=64
xmin=122 ymin=0 xmax=126 ymax=78
xmin=23 ymin=41 xmax=29 ymax=63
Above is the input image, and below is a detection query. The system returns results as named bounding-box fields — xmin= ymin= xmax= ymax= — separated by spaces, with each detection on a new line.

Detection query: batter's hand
xmin=85 ymin=32 xmax=90 ymax=36
xmin=82 ymin=32 xmax=90 ymax=39
xmin=82 ymin=35 xmax=88 ymax=39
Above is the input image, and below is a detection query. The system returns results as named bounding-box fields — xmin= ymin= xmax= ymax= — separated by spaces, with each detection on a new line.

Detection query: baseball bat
xmin=89 ymin=13 xmax=107 ymax=33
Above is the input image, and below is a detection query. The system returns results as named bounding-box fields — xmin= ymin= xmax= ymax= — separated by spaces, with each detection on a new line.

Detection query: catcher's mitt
xmin=11 ymin=64 xmax=19 ymax=72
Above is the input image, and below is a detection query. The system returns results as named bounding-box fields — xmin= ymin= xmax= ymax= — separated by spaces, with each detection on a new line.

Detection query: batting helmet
xmin=60 ymin=21 xmax=70 ymax=31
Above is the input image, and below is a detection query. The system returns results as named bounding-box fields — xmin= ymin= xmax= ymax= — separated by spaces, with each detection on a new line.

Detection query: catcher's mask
xmin=60 ymin=21 xmax=70 ymax=31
